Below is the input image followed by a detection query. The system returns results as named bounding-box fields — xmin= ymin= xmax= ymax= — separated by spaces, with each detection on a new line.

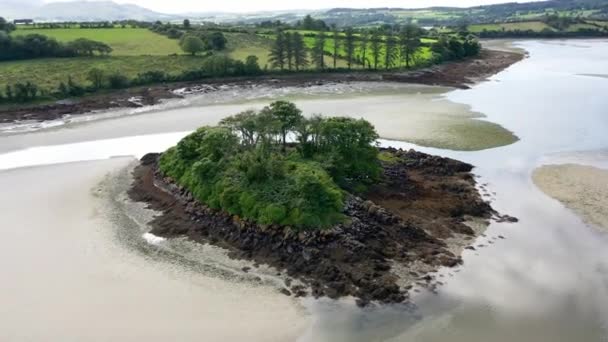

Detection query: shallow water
xmin=1 ymin=39 xmax=608 ymax=341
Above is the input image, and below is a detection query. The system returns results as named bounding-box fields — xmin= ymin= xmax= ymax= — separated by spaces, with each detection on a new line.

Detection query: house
xmin=13 ymin=19 xmax=34 ymax=25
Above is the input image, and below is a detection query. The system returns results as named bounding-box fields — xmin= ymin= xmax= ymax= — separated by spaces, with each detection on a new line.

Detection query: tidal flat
xmin=533 ymin=163 xmax=608 ymax=232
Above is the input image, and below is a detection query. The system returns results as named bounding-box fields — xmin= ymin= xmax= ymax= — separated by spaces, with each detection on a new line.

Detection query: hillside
xmin=2 ymin=1 xmax=178 ymax=21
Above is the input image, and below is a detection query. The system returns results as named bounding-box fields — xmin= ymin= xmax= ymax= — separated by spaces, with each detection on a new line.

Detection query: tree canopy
xmin=159 ymin=101 xmax=381 ymax=230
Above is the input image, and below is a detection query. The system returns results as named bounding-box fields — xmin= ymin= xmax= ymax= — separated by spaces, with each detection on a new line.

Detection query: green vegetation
xmin=11 ymin=27 xmax=181 ymax=55
xmin=0 ymin=15 xmax=478 ymax=105
xmin=159 ymin=101 xmax=381 ymax=230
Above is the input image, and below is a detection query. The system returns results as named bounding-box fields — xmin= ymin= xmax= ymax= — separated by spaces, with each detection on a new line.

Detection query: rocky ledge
xmin=129 ymin=148 xmax=502 ymax=306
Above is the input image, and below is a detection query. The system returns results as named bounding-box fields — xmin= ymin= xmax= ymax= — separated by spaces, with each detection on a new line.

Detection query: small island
xmin=129 ymin=101 xmax=500 ymax=305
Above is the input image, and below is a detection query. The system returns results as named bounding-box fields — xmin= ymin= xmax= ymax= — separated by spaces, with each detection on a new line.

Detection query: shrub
xmin=107 ymin=73 xmax=130 ymax=89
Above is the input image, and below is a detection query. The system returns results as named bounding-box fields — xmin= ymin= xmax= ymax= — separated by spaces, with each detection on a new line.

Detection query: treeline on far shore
xmin=0 ymin=55 xmax=264 ymax=104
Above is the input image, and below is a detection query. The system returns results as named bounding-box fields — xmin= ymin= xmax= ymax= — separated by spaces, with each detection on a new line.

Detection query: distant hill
xmin=1 ymin=0 xmax=179 ymax=21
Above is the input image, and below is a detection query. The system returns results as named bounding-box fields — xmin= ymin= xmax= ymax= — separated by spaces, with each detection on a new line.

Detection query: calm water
xmin=1 ymin=39 xmax=607 ymax=341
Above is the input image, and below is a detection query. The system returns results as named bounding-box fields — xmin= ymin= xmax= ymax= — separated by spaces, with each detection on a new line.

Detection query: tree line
xmin=0 ymin=18 xmax=113 ymax=62
xmin=0 ymin=54 xmax=262 ymax=104
xmin=268 ymin=23 xmax=481 ymax=71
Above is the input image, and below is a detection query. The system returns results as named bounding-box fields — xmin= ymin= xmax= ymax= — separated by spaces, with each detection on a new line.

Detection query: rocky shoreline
xmin=0 ymin=49 xmax=523 ymax=125
xmin=128 ymin=148 xmax=511 ymax=306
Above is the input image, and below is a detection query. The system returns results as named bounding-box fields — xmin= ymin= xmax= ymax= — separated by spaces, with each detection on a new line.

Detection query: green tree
xmin=384 ymin=32 xmax=398 ymax=70
xmin=332 ymin=26 xmax=340 ymax=69
xmin=360 ymin=30 xmax=370 ymax=69
xmin=285 ymin=32 xmax=294 ymax=71
xmin=370 ymin=30 xmax=382 ymax=70
xmin=344 ymin=27 xmax=356 ymax=70
xmin=179 ymin=35 xmax=205 ymax=56
xmin=87 ymin=68 xmax=105 ymax=89
xmin=266 ymin=100 xmax=304 ymax=150
xmin=292 ymin=32 xmax=309 ymax=71
xmin=399 ymin=24 xmax=421 ymax=68
xmin=312 ymin=31 xmax=326 ymax=70
xmin=183 ymin=19 xmax=191 ymax=29
xmin=269 ymin=30 xmax=287 ymax=70
xmin=244 ymin=55 xmax=262 ymax=75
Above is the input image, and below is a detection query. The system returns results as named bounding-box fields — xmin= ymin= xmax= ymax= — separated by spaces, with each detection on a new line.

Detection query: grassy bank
xmin=0 ymin=55 xmax=207 ymax=90
xmin=12 ymin=27 xmax=182 ymax=55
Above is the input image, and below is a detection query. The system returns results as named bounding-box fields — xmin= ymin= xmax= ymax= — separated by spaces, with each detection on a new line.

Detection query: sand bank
xmin=0 ymin=159 xmax=309 ymax=341
xmin=533 ymin=164 xmax=608 ymax=232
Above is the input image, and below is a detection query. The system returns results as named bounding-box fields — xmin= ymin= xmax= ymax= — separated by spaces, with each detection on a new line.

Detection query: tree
xmin=87 ymin=68 xmax=105 ymax=89
xmin=384 ymin=32 xmax=398 ymax=70
xmin=332 ymin=26 xmax=341 ymax=69
xmin=205 ymin=32 xmax=227 ymax=51
xmin=183 ymin=19 xmax=191 ymax=29
xmin=360 ymin=30 xmax=370 ymax=69
xmin=285 ymin=32 xmax=294 ymax=71
xmin=269 ymin=30 xmax=287 ymax=70
xmin=312 ymin=31 xmax=326 ymax=70
xmin=292 ymin=32 xmax=308 ymax=71
xmin=0 ymin=17 xmax=15 ymax=33
xmin=180 ymin=35 xmax=205 ymax=56
xmin=399 ymin=24 xmax=421 ymax=68
xmin=266 ymin=100 xmax=304 ymax=151
xmin=370 ymin=30 xmax=382 ymax=70
xmin=344 ymin=27 xmax=356 ymax=70
xmin=244 ymin=55 xmax=262 ymax=75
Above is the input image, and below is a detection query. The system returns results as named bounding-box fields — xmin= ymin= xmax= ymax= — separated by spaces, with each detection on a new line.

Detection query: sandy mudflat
xmin=0 ymin=159 xmax=309 ymax=341
xmin=533 ymin=164 xmax=608 ymax=232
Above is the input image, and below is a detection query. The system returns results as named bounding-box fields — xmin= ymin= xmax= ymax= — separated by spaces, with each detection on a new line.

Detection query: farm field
xmin=0 ymin=55 xmax=207 ymax=91
xmin=468 ymin=21 xmax=554 ymax=32
xmin=11 ymin=27 xmax=182 ymax=55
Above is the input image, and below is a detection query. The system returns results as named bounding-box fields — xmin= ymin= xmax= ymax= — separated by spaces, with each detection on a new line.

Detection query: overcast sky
xmin=41 ymin=0 xmax=541 ymax=14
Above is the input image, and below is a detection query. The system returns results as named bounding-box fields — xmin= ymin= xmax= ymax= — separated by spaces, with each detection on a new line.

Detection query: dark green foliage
xmin=384 ymin=33 xmax=398 ymax=70
xmin=107 ymin=73 xmax=130 ymax=89
xmin=160 ymin=101 xmax=381 ymax=230
xmin=0 ymin=33 xmax=111 ymax=61
xmin=298 ymin=15 xmax=329 ymax=31
xmin=291 ymin=32 xmax=308 ymax=71
xmin=344 ymin=28 xmax=356 ymax=69
xmin=0 ymin=17 xmax=16 ymax=33
xmin=179 ymin=34 xmax=205 ymax=55
xmin=431 ymin=36 xmax=481 ymax=62
xmin=133 ymin=70 xmax=168 ymax=85
xmin=269 ymin=30 xmax=287 ymax=70
xmin=244 ymin=55 xmax=262 ymax=75
xmin=312 ymin=31 xmax=326 ymax=69
xmin=57 ymin=77 xmax=85 ymax=97
xmin=399 ymin=24 xmax=422 ymax=68
xmin=370 ymin=30 xmax=382 ymax=70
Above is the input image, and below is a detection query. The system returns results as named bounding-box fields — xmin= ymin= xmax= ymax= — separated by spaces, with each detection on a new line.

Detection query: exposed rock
xmin=128 ymin=148 xmax=508 ymax=304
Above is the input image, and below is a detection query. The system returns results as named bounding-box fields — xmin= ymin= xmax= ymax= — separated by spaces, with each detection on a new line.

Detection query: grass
xmin=224 ymin=32 xmax=274 ymax=68
xmin=468 ymin=21 xmax=554 ymax=33
xmin=0 ymin=55 xmax=207 ymax=91
xmin=11 ymin=27 xmax=182 ymax=56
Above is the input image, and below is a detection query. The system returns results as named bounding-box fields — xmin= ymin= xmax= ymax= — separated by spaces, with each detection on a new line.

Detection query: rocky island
xmin=129 ymin=101 xmax=503 ymax=305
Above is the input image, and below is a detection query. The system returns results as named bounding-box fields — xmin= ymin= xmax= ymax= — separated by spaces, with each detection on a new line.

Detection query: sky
xmin=40 ymin=0 xmax=542 ymax=14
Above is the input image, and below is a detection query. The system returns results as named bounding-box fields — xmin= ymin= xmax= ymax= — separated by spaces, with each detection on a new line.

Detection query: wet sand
xmin=0 ymin=159 xmax=309 ymax=341
xmin=0 ymin=83 xmax=517 ymax=153
xmin=533 ymin=164 xmax=608 ymax=232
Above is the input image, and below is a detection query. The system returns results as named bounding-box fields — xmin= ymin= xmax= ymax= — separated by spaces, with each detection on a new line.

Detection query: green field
xmin=12 ymin=27 xmax=182 ymax=55
xmin=0 ymin=55 xmax=207 ymax=90
xmin=468 ymin=21 xmax=554 ymax=33
xmin=224 ymin=32 xmax=273 ymax=68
